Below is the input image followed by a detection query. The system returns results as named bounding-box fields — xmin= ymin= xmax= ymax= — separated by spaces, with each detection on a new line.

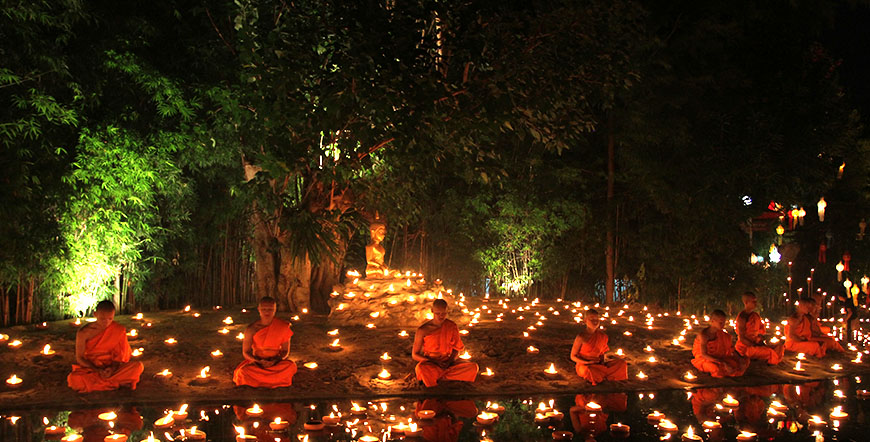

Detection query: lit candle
xmin=736 ymin=431 xmax=757 ymax=441
xmin=234 ymin=426 xmax=256 ymax=442
xmin=769 ymin=400 xmax=787 ymax=412
xmin=322 ymin=413 xmax=341 ymax=425
xmin=377 ymin=368 xmax=392 ymax=379
xmin=269 ymin=417 xmax=289 ymax=431
xmin=647 ymin=411 xmax=665 ymax=422
xmin=552 ymin=431 xmax=573 ymax=440
xmin=61 ymin=434 xmax=83 ymax=442
xmin=527 ymin=345 xmax=539 ymax=353
xmin=636 ymin=371 xmax=647 ymax=380
xmin=98 ymin=411 xmax=117 ymax=421
xmin=210 ymin=349 xmax=223 ymax=358
xmin=585 ymin=402 xmax=602 ymax=412
xmin=104 ymin=434 xmax=128 ymax=442
xmin=405 ymin=422 xmax=422 ymax=437
xmin=702 ymin=421 xmax=721 ymax=430
xmin=476 ymin=411 xmax=497 ymax=425
xmin=794 ymin=361 xmax=805 ymax=372
xmin=684 ymin=371 xmax=696 ymax=381
xmin=155 ymin=369 xmax=172 ymax=379
xmin=164 ymin=338 xmax=177 ymax=345
xmin=5 ymin=374 xmax=22 ymax=387
xmin=482 ymin=367 xmax=494 ymax=376
xmin=615 ymin=348 xmax=624 ymax=356
xmin=8 ymin=339 xmax=22 ymax=348
xmin=175 ymin=404 xmax=189 ymax=420
xmin=153 ymin=411 xmax=175 ymax=428
xmin=808 ymin=415 xmax=827 ymax=429
xmin=722 ymin=395 xmax=739 ymax=407
xmin=416 ymin=409 xmax=435 ymax=419
xmin=398 ymin=330 xmax=409 ymax=337
xmin=829 ymin=406 xmax=848 ymax=420
xmin=610 ymin=423 xmax=630 ymax=435
xmin=185 ymin=427 xmax=206 ymax=440
xmin=304 ymin=362 xmax=318 ymax=369
xmin=658 ymin=419 xmax=678 ymax=432
xmin=682 ymin=426 xmax=701 ymax=442
xmin=544 ymin=363 xmax=558 ymax=374
xmin=246 ymin=403 xmax=263 ymax=417
xmin=44 ymin=417 xmax=66 ymax=437
xmin=381 ymin=352 xmax=392 ymax=361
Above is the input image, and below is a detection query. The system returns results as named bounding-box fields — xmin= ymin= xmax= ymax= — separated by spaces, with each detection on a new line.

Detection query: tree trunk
xmin=605 ymin=112 xmax=615 ymax=305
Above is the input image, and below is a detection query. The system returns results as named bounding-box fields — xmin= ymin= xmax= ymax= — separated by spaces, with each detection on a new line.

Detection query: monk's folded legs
xmin=67 ymin=361 xmax=144 ymax=393
xmin=575 ymin=359 xmax=628 ymax=385
xmin=233 ymin=360 xmax=297 ymax=388
xmin=737 ymin=343 xmax=784 ymax=365
xmin=692 ymin=356 xmax=748 ymax=378
xmin=415 ymin=361 xmax=479 ymax=387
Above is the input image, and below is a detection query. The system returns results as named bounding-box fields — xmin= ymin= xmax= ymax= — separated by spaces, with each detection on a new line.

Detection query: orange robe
xmin=785 ymin=315 xmax=826 ymax=358
xmin=67 ymin=322 xmax=144 ymax=393
xmin=233 ymin=318 xmax=297 ymax=388
xmin=573 ymin=330 xmax=627 ymax=385
xmin=810 ymin=316 xmax=845 ymax=353
xmin=415 ymin=319 xmax=478 ymax=387
xmin=735 ymin=311 xmax=783 ymax=364
xmin=691 ymin=329 xmax=748 ymax=378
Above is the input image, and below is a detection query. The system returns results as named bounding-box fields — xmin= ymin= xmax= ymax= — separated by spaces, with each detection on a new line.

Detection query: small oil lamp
xmin=416 ymin=409 xmax=435 ymax=419
xmin=61 ymin=434 xmax=83 ymax=442
xmin=245 ymin=403 xmax=263 ymax=417
xmin=527 ymin=345 xmax=539 ymax=354
xmin=322 ymin=412 xmax=341 ymax=425
xmin=153 ymin=411 xmax=175 ymax=429
xmin=482 ymin=367 xmax=494 ymax=376
xmin=584 ymin=401 xmax=601 ymax=413
xmin=104 ymin=433 xmax=127 ymax=442
xmin=476 ymin=411 xmax=497 ymax=425
xmin=398 ymin=330 xmax=409 ymax=337
xmin=303 ymin=362 xmax=318 ymax=369
xmin=681 ymin=426 xmax=701 ymax=442
xmin=405 ymin=422 xmax=422 ymax=437
xmin=808 ymin=415 xmax=827 ymax=429
xmin=610 ymin=423 xmax=630 ymax=436
xmin=381 ymin=352 xmax=392 ymax=361
xmin=658 ymin=419 xmax=678 ymax=432
xmin=722 ymin=395 xmax=739 ymax=407
xmin=155 ymin=369 xmax=172 ymax=379
xmin=684 ymin=371 xmax=696 ymax=381
xmin=636 ymin=371 xmax=647 ymax=380
xmin=234 ymin=426 xmax=256 ymax=442
xmin=98 ymin=411 xmax=117 ymax=421
xmin=544 ymin=363 xmax=558 ymax=374
xmin=175 ymin=404 xmax=189 ymax=420
xmin=210 ymin=349 xmax=223 ymax=358
xmin=377 ymin=368 xmax=392 ymax=380
xmin=736 ymin=430 xmax=757 ymax=441
xmin=270 ymin=417 xmax=289 ymax=431
xmin=5 ymin=374 xmax=22 ymax=388
xmin=830 ymin=406 xmax=848 ymax=420
xmin=43 ymin=417 xmax=66 ymax=437
xmin=647 ymin=411 xmax=665 ymax=422
xmin=8 ymin=339 xmax=22 ymax=348
xmin=185 ymin=426 xmax=206 ymax=440
xmin=164 ymin=338 xmax=177 ymax=345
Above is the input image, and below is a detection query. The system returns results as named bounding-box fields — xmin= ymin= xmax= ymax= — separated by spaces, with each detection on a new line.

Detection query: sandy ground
xmin=0 ymin=298 xmax=865 ymax=412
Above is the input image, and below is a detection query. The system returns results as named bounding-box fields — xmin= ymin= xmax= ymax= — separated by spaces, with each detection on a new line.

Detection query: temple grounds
xmin=0 ymin=296 xmax=864 ymax=411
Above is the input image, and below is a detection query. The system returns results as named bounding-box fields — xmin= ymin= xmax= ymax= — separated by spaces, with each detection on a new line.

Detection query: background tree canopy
xmin=1 ymin=0 xmax=868 ymax=324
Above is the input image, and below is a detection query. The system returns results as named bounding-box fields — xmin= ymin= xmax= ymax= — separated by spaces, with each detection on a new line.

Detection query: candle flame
xmin=378 ymin=368 xmax=391 ymax=379
xmin=381 ymin=352 xmax=391 ymax=360
xmin=483 ymin=367 xmax=494 ymax=376
xmin=199 ymin=366 xmax=210 ymax=378
xmin=330 ymin=338 xmax=340 ymax=347
xmin=544 ymin=363 xmax=558 ymax=374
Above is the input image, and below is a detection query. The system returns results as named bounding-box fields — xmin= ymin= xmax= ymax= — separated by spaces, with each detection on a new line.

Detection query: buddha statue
xmin=365 ymin=218 xmax=389 ymax=278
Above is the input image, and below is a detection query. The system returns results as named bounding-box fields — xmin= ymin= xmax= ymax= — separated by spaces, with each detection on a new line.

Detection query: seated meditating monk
xmin=233 ymin=297 xmax=297 ymax=388
xmin=365 ymin=218 xmax=389 ymax=278
xmin=67 ymin=300 xmax=144 ymax=393
xmin=413 ymin=299 xmax=478 ymax=387
xmin=735 ymin=291 xmax=784 ymax=365
xmin=691 ymin=309 xmax=749 ymax=378
xmin=570 ymin=309 xmax=627 ymax=385
xmin=785 ymin=297 xmax=843 ymax=358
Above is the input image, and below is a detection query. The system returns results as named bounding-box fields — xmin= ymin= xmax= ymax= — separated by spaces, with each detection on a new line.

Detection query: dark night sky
xmin=828 ymin=4 xmax=870 ymax=128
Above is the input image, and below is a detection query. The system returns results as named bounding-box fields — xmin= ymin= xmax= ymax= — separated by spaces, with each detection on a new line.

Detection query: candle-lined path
xmin=1 ymin=294 xmax=867 ymax=411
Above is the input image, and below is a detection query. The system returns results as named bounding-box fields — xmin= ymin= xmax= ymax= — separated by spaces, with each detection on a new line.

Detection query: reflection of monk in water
xmin=734 ymin=385 xmax=780 ymax=430
xmin=414 ymin=398 xmax=477 ymax=442
xmin=783 ymin=381 xmax=827 ymax=410
xmin=570 ymin=393 xmax=627 ymax=438
xmin=67 ymin=407 xmax=143 ymax=442
xmin=233 ymin=402 xmax=297 ymax=442
xmin=691 ymin=387 xmax=726 ymax=423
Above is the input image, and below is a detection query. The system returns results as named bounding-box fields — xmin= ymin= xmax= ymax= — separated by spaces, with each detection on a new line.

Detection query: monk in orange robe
xmin=413 ymin=299 xmax=478 ymax=387
xmin=233 ymin=296 xmax=297 ymax=388
xmin=691 ymin=309 xmax=749 ymax=378
xmin=809 ymin=300 xmax=845 ymax=353
xmin=570 ymin=309 xmax=627 ymax=385
xmin=735 ymin=291 xmax=784 ymax=364
xmin=785 ymin=297 xmax=843 ymax=357
xmin=68 ymin=300 xmax=144 ymax=393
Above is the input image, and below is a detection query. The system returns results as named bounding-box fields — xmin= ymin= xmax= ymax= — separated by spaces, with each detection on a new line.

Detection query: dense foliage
xmin=1 ymin=0 xmax=868 ymax=323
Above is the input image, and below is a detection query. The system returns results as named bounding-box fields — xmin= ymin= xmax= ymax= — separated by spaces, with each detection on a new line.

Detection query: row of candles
xmin=15 ymin=383 xmax=863 ymax=442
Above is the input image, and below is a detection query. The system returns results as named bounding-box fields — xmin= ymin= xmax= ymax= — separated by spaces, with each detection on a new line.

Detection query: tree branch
xmin=206 ymin=8 xmax=236 ymax=56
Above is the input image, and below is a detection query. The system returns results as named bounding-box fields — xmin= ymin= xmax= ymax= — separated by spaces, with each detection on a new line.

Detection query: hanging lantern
xmin=817 ymin=198 xmax=826 ymax=222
